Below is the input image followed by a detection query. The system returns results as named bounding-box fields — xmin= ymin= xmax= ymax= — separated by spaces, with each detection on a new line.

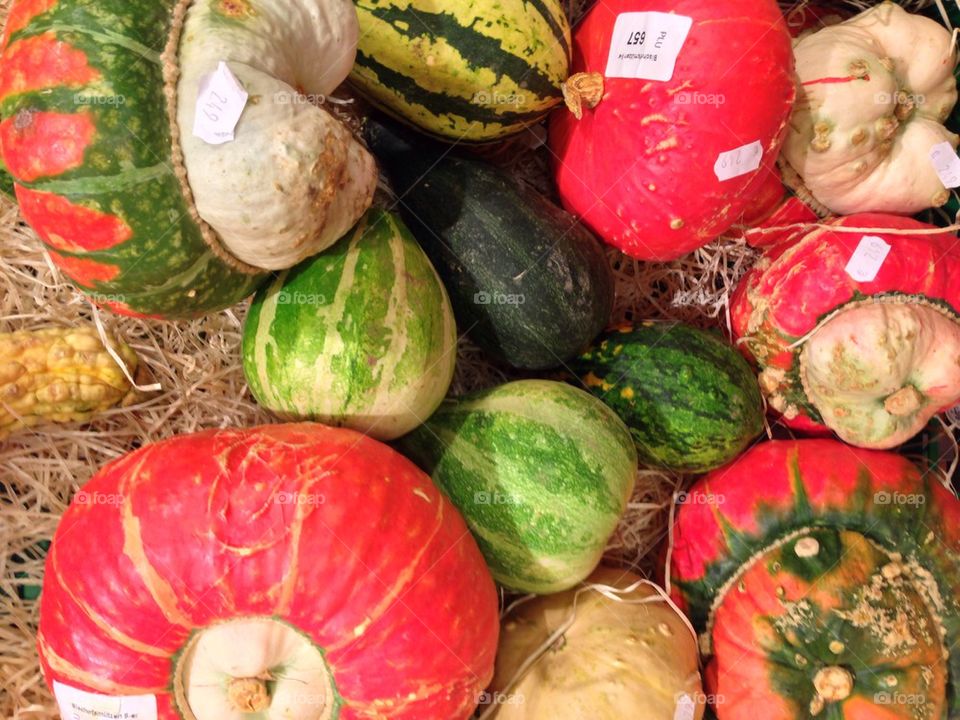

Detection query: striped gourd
xmin=398 ymin=380 xmax=638 ymax=594
xmin=350 ymin=0 xmax=571 ymax=142
xmin=242 ymin=209 xmax=456 ymax=441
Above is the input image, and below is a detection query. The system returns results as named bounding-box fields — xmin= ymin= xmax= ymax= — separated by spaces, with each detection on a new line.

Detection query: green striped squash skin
xmin=398 ymin=379 xmax=638 ymax=594
xmin=242 ymin=209 xmax=457 ymax=441
xmin=0 ymin=0 xmax=265 ymax=318
xmin=366 ymin=119 xmax=614 ymax=370
xmin=572 ymin=323 xmax=764 ymax=473
xmin=350 ymin=0 xmax=570 ymax=142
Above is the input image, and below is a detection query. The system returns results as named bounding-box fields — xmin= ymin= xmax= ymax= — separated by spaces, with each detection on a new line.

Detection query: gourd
xmin=731 ymin=212 xmax=960 ymax=448
xmin=782 ymin=3 xmax=958 ymax=215
xmin=350 ymin=0 xmax=571 ymax=142
xmin=0 ymin=326 xmax=143 ymax=438
xmin=548 ymin=0 xmax=795 ymax=260
xmin=0 ymin=0 xmax=376 ymax=318
xmin=242 ymin=209 xmax=457 ymax=441
xmin=489 ymin=567 xmax=704 ymax=720
xmin=398 ymin=380 xmax=637 ymax=594
xmin=38 ymin=424 xmax=499 ymax=720
xmin=670 ymin=439 xmax=960 ymax=719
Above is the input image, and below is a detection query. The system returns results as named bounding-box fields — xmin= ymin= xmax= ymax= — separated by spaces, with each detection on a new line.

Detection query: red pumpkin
xmin=38 ymin=424 xmax=498 ymax=720
xmin=670 ymin=439 xmax=960 ymax=720
xmin=548 ymin=0 xmax=795 ymax=260
xmin=732 ymin=213 xmax=960 ymax=448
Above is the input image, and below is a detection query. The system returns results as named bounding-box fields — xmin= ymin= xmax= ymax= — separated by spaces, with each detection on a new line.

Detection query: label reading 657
xmin=605 ymin=12 xmax=693 ymax=82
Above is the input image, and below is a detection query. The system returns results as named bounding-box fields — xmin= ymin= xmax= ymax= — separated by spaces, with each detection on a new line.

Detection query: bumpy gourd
xmin=783 ymin=3 xmax=958 ymax=214
xmin=0 ymin=327 xmax=141 ymax=438
xmin=0 ymin=0 xmax=376 ymax=318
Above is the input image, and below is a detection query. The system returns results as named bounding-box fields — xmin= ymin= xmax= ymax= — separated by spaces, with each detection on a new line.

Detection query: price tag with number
xmin=605 ymin=12 xmax=693 ymax=82
xmin=845 ymin=235 xmax=891 ymax=283
xmin=929 ymin=141 xmax=960 ymax=189
xmin=193 ymin=61 xmax=249 ymax=146
xmin=714 ymin=141 xmax=763 ymax=182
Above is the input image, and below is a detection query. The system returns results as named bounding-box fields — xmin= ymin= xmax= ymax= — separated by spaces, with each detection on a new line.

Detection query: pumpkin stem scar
xmin=884 ymin=385 xmax=924 ymax=416
xmin=812 ymin=665 xmax=854 ymax=703
xmin=227 ymin=677 xmax=271 ymax=713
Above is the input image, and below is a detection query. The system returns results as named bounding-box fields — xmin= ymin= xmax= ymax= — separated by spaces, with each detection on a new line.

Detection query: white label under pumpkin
xmin=714 ymin=141 xmax=763 ymax=182
xmin=192 ymin=61 xmax=249 ymax=146
xmin=53 ymin=681 xmax=157 ymax=720
xmin=946 ymin=404 xmax=960 ymax=425
xmin=604 ymin=12 xmax=693 ymax=81
xmin=673 ymin=694 xmax=696 ymax=720
xmin=929 ymin=141 xmax=960 ymax=189
xmin=845 ymin=235 xmax=891 ymax=283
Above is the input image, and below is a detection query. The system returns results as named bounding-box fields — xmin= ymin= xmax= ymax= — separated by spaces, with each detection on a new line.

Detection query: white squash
xmin=783 ymin=3 xmax=958 ymax=215
xmin=488 ymin=567 xmax=704 ymax=720
xmin=177 ymin=0 xmax=377 ymax=270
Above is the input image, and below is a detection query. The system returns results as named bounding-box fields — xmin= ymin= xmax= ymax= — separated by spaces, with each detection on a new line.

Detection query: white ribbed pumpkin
xmin=783 ymin=3 xmax=958 ymax=214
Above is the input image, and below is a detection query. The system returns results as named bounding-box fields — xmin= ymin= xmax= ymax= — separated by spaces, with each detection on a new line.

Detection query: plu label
xmin=605 ymin=12 xmax=693 ymax=82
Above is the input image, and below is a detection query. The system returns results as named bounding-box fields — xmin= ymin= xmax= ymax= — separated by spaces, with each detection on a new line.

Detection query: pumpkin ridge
xmin=18 ymin=22 xmax=163 ymax=62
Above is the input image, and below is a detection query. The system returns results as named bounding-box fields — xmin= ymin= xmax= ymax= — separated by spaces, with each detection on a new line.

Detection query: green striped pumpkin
xmin=350 ymin=0 xmax=571 ymax=142
xmin=242 ymin=209 xmax=457 ymax=441
xmin=572 ymin=322 xmax=764 ymax=473
xmin=398 ymin=379 xmax=638 ymax=594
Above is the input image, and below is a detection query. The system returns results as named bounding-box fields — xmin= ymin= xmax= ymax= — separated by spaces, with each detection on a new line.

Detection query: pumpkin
xmin=242 ymin=208 xmax=457 ymax=441
xmin=669 ymin=439 xmax=960 ymax=720
xmin=488 ymin=567 xmax=704 ymax=720
xmin=782 ymin=3 xmax=958 ymax=215
xmin=0 ymin=326 xmax=146 ymax=438
xmin=0 ymin=0 xmax=376 ymax=318
xmin=38 ymin=424 xmax=499 ymax=720
xmin=548 ymin=0 xmax=795 ymax=260
xmin=350 ymin=0 xmax=571 ymax=142
xmin=732 ymin=212 xmax=960 ymax=448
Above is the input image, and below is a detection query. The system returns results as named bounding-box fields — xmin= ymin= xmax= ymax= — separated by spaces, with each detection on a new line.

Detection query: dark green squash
xmin=364 ymin=118 xmax=613 ymax=370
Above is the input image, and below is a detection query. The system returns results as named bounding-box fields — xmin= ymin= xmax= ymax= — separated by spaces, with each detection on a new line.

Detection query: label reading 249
xmin=605 ymin=12 xmax=693 ymax=82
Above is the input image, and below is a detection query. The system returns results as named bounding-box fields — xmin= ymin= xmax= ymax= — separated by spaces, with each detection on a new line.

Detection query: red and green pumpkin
xmin=732 ymin=213 xmax=960 ymax=449
xmin=548 ymin=0 xmax=795 ymax=260
xmin=38 ymin=424 xmax=498 ymax=719
xmin=669 ymin=439 xmax=960 ymax=719
xmin=0 ymin=0 xmax=375 ymax=318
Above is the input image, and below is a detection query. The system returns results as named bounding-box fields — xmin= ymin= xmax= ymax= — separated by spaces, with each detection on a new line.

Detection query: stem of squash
xmin=226 ymin=677 xmax=271 ymax=713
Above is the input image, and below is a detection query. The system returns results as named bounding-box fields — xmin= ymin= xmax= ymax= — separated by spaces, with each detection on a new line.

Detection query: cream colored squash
xmin=488 ymin=567 xmax=704 ymax=720
xmin=177 ymin=0 xmax=376 ymax=270
xmin=801 ymin=300 xmax=960 ymax=448
xmin=783 ymin=3 xmax=958 ymax=214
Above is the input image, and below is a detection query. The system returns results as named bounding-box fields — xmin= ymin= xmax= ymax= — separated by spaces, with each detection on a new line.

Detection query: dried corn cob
xmin=0 ymin=327 xmax=143 ymax=438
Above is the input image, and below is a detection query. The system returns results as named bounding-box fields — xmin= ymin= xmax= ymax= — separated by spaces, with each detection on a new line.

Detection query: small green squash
xmin=242 ymin=209 xmax=456 ymax=441
xmin=398 ymin=379 xmax=637 ymax=594
xmin=571 ymin=322 xmax=764 ymax=472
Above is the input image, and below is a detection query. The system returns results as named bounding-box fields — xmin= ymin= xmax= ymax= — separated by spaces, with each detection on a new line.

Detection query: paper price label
xmin=673 ymin=694 xmax=696 ymax=720
xmin=946 ymin=405 xmax=960 ymax=425
xmin=53 ymin=681 xmax=157 ymax=720
xmin=605 ymin=12 xmax=693 ymax=81
xmin=714 ymin=141 xmax=763 ymax=182
xmin=193 ymin=61 xmax=248 ymax=145
xmin=929 ymin=141 xmax=960 ymax=189
xmin=845 ymin=235 xmax=891 ymax=283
